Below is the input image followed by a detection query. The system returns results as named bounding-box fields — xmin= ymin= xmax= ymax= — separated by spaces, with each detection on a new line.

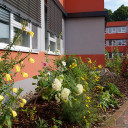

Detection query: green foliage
xmin=104 ymin=8 xmax=113 ymax=22
xmin=104 ymin=83 xmax=122 ymax=97
xmin=99 ymin=91 xmax=118 ymax=111
xmin=105 ymin=48 xmax=122 ymax=75
xmin=52 ymin=118 xmax=62 ymax=128
xmin=0 ymin=24 xmax=33 ymax=127
xmin=35 ymin=118 xmax=47 ymax=128
xmin=98 ymin=82 xmax=122 ymax=111
xmin=112 ymin=5 xmax=128 ymax=21
xmin=34 ymin=52 xmax=121 ymax=127
xmin=21 ymin=106 xmax=37 ymax=120
xmin=34 ymin=55 xmax=104 ymax=127
xmin=105 ymin=5 xmax=128 ymax=22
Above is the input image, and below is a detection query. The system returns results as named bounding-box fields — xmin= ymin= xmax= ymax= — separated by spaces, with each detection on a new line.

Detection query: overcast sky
xmin=104 ymin=0 xmax=128 ymax=12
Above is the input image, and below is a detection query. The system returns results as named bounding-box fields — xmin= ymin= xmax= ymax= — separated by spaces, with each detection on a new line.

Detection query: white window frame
xmin=105 ymin=40 xmax=109 ymax=46
xmin=0 ymin=13 xmax=38 ymax=53
xmin=46 ymin=33 xmax=62 ymax=55
xmin=118 ymin=40 xmax=126 ymax=46
xmin=118 ymin=27 xmax=126 ymax=33
xmin=10 ymin=14 xmax=32 ymax=52
xmin=108 ymin=27 xmax=116 ymax=34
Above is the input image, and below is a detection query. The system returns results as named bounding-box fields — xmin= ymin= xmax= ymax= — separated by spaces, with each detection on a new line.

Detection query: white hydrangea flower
xmin=76 ymin=84 xmax=83 ymax=95
xmin=52 ymin=78 xmax=61 ymax=91
xmin=62 ymin=61 xmax=66 ymax=66
xmin=55 ymin=93 xmax=60 ymax=103
xmin=61 ymin=88 xmax=70 ymax=101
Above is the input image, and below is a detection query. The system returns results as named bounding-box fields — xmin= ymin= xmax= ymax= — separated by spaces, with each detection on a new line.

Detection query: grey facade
xmin=65 ymin=17 xmax=105 ymax=55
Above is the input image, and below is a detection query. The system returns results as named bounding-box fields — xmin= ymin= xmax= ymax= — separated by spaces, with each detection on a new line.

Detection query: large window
xmin=0 ymin=8 xmax=38 ymax=52
xmin=0 ymin=8 xmax=10 ymax=44
xmin=10 ymin=14 xmax=32 ymax=51
xmin=107 ymin=27 xmax=116 ymax=34
xmin=118 ymin=27 xmax=126 ymax=33
xmin=106 ymin=27 xmax=126 ymax=34
xmin=106 ymin=40 xmax=126 ymax=46
xmin=118 ymin=40 xmax=126 ymax=46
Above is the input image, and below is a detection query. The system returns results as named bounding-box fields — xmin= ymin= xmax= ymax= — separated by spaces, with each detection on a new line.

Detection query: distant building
xmin=105 ymin=21 xmax=128 ymax=59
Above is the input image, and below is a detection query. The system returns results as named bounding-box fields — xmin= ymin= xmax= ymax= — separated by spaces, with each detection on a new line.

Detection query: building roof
xmin=106 ymin=21 xmax=128 ymax=27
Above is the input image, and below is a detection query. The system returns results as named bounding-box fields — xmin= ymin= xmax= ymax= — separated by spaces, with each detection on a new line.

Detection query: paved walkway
xmin=102 ymin=101 xmax=128 ymax=128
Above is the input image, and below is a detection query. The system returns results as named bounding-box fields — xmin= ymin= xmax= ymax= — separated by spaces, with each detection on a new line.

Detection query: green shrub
xmin=0 ymin=25 xmax=34 ymax=127
xmin=105 ymin=48 xmax=122 ymax=75
xmin=33 ymin=55 xmax=104 ymax=127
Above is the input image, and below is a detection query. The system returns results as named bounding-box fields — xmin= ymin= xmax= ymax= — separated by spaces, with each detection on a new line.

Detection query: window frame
xmin=45 ymin=32 xmax=62 ymax=55
xmin=0 ymin=12 xmax=39 ymax=53
xmin=118 ymin=40 xmax=126 ymax=46
xmin=117 ymin=27 xmax=126 ymax=33
xmin=107 ymin=27 xmax=116 ymax=34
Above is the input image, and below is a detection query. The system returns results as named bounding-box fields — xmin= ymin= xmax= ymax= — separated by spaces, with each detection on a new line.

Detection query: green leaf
xmin=32 ymin=75 xmax=38 ymax=79
xmin=32 ymin=83 xmax=37 ymax=85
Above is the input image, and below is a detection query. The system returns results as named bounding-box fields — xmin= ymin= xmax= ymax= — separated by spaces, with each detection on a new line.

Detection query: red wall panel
xmin=106 ymin=21 xmax=128 ymax=27
xmin=105 ymin=46 xmax=126 ymax=52
xmin=105 ymin=33 xmax=127 ymax=40
xmin=66 ymin=54 xmax=105 ymax=67
xmin=59 ymin=0 xmax=65 ymax=7
xmin=65 ymin=0 xmax=104 ymax=13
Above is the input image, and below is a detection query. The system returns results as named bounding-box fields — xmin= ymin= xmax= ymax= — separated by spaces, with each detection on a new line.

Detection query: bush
xmin=0 ymin=25 xmax=34 ymax=127
xmin=33 ymin=55 xmax=105 ymax=127
xmin=105 ymin=48 xmax=122 ymax=75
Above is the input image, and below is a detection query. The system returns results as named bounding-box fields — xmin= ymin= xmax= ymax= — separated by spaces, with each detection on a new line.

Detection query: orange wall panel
xmin=0 ymin=51 xmax=63 ymax=82
xmin=65 ymin=0 xmax=104 ymax=13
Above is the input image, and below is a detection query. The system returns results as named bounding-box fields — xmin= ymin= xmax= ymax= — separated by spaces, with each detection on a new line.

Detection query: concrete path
xmin=102 ymin=101 xmax=128 ymax=128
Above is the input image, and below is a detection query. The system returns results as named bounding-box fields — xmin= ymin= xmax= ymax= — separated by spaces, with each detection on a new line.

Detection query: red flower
xmin=42 ymin=62 xmax=48 ymax=68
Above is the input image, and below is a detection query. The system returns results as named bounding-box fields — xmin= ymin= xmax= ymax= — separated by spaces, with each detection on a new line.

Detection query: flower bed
xmin=0 ymin=26 xmax=126 ymax=128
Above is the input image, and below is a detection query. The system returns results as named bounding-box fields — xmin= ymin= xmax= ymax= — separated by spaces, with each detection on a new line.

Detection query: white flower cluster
xmin=61 ymin=88 xmax=70 ymax=101
xmin=62 ymin=61 xmax=66 ymax=66
xmin=76 ymin=84 xmax=83 ymax=95
xmin=52 ymin=78 xmax=61 ymax=91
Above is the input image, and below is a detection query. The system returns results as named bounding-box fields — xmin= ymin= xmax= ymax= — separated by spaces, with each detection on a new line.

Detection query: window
xmin=118 ymin=27 xmax=126 ymax=33
xmin=118 ymin=40 xmax=126 ymax=46
xmin=0 ymin=8 xmax=38 ymax=52
xmin=109 ymin=40 xmax=112 ymax=46
xmin=45 ymin=32 xmax=62 ymax=55
xmin=45 ymin=0 xmax=63 ymax=55
xmin=108 ymin=27 xmax=116 ymax=34
xmin=108 ymin=52 xmax=113 ymax=59
xmin=112 ymin=40 xmax=117 ymax=46
xmin=0 ymin=8 xmax=10 ymax=44
xmin=10 ymin=14 xmax=32 ymax=51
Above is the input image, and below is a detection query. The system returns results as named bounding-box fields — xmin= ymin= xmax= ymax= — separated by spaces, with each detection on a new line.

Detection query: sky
xmin=104 ymin=0 xmax=128 ymax=12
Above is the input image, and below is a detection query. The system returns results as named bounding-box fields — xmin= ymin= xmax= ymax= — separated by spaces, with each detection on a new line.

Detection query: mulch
xmin=12 ymin=97 xmax=80 ymax=128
